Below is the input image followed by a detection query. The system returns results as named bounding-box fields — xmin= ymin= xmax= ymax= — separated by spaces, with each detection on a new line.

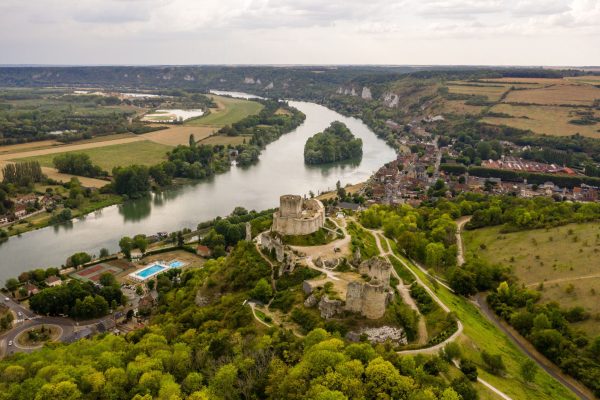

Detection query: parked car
xmin=4 ymin=297 xmax=9 ymax=301
xmin=8 ymin=341 xmax=13 ymax=346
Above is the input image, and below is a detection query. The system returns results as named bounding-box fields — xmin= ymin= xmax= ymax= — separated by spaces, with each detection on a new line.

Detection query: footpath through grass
xmin=185 ymin=95 xmax=264 ymax=127
xmin=397 ymin=252 xmax=578 ymax=400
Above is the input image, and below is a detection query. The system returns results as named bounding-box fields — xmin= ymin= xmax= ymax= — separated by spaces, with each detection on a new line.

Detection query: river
xmin=0 ymin=96 xmax=396 ymax=282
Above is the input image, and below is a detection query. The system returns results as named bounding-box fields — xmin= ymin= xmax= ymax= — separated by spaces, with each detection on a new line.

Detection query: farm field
xmin=446 ymin=82 xmax=510 ymax=101
xmin=142 ymin=125 xmax=216 ymax=146
xmin=482 ymin=103 xmax=600 ymax=137
xmin=503 ymin=83 xmax=600 ymax=106
xmin=440 ymin=99 xmax=486 ymax=115
xmin=184 ymin=95 xmax=263 ymax=127
xmin=14 ymin=140 xmax=172 ymax=171
xmin=463 ymin=222 xmax=600 ymax=332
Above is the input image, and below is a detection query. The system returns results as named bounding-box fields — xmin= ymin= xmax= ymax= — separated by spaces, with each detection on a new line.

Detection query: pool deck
xmin=127 ymin=259 xmax=187 ymax=282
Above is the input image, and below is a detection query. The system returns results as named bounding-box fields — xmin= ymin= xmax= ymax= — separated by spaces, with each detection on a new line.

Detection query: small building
xmin=196 ymin=245 xmax=212 ymax=258
xmin=45 ymin=276 xmax=62 ymax=287
xmin=338 ymin=202 xmax=362 ymax=211
xmin=24 ymin=283 xmax=39 ymax=296
xmin=130 ymin=249 xmax=143 ymax=261
xmin=14 ymin=205 xmax=27 ymax=219
xmin=63 ymin=327 xmax=93 ymax=344
xmin=138 ymin=294 xmax=155 ymax=314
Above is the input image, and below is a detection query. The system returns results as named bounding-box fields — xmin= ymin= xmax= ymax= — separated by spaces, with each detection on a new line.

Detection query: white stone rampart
xmin=272 ymin=195 xmax=325 ymax=236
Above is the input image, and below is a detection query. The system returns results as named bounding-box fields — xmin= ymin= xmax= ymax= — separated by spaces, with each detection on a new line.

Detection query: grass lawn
xmin=347 ymin=221 xmax=379 ymax=259
xmin=185 ymin=95 xmax=263 ymax=127
xmin=15 ymin=140 xmax=172 ymax=171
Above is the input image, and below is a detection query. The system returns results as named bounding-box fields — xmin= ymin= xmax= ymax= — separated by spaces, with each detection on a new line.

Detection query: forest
xmin=0 ymin=240 xmax=476 ymax=400
xmin=304 ymin=121 xmax=363 ymax=165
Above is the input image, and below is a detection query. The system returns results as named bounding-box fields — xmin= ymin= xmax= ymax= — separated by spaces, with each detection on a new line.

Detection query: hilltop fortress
xmin=272 ymin=195 xmax=325 ymax=236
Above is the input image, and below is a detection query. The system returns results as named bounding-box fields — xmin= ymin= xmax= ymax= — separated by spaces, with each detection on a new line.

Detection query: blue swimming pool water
xmin=170 ymin=261 xmax=184 ymax=268
xmin=136 ymin=264 xmax=166 ymax=278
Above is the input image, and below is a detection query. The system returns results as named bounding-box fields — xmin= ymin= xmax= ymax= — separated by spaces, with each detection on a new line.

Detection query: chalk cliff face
xmin=244 ymin=77 xmax=256 ymax=84
xmin=382 ymin=92 xmax=399 ymax=108
xmin=265 ymin=82 xmax=274 ymax=90
xmin=361 ymin=87 xmax=373 ymax=100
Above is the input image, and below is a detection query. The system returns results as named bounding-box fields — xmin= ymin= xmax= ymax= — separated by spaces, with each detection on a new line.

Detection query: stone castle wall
xmin=344 ymin=281 xmax=388 ymax=319
xmin=361 ymin=283 xmax=388 ymax=319
xmin=358 ymin=258 xmax=392 ymax=288
xmin=272 ymin=195 xmax=325 ymax=236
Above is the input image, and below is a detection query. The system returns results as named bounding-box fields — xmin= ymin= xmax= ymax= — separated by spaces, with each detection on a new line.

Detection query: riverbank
xmin=0 ymin=99 xmax=396 ymax=279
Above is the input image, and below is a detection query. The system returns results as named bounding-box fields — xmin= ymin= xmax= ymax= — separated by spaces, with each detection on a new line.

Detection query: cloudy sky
xmin=0 ymin=0 xmax=598 ymax=65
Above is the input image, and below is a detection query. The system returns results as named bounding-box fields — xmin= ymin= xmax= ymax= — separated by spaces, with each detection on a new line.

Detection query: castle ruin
xmin=272 ymin=195 xmax=325 ymax=236
xmin=303 ymin=257 xmax=393 ymax=320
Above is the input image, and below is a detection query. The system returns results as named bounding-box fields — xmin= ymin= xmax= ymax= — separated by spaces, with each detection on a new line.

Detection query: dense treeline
xmin=488 ymin=283 xmax=600 ymax=397
xmin=360 ymin=203 xmax=458 ymax=270
xmin=53 ymin=153 xmax=107 ymax=178
xmin=0 ymin=239 xmax=475 ymax=399
xmin=304 ymin=121 xmax=363 ymax=164
xmin=1 ymin=161 xmax=43 ymax=186
xmin=200 ymin=207 xmax=274 ymax=256
xmin=29 ymin=277 xmax=125 ymax=319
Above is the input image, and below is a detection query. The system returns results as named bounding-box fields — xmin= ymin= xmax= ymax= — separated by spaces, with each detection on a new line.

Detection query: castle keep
xmin=272 ymin=195 xmax=325 ymax=236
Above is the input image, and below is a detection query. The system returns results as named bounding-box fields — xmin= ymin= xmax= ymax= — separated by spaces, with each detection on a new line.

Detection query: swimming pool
xmin=134 ymin=264 xmax=166 ymax=280
xmin=170 ymin=261 xmax=184 ymax=268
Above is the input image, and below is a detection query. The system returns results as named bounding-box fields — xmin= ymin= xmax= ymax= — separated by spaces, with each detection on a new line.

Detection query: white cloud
xmin=0 ymin=0 xmax=598 ymax=65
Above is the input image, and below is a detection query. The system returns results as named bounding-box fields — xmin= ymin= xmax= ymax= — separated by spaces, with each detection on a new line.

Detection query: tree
xmin=119 ymin=236 xmax=133 ymax=258
xmin=451 ymin=377 xmax=478 ymax=400
xmin=133 ymin=234 xmax=149 ymax=253
xmin=209 ymin=364 xmax=239 ymax=400
xmin=99 ymin=272 xmax=118 ymax=288
xmin=5 ymin=278 xmax=19 ymax=293
xmin=68 ymin=252 xmax=91 ymax=267
xmin=99 ymin=248 xmax=110 ymax=258
xmin=147 ymin=279 xmax=156 ymax=291
xmin=481 ymin=351 xmax=506 ymax=375
xmin=520 ymin=359 xmax=538 ymax=383
xmin=251 ymin=278 xmax=272 ymax=303
xmin=460 ymin=359 xmax=478 ymax=381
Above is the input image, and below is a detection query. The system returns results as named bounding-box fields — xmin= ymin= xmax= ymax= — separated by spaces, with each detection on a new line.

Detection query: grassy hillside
xmin=463 ymin=222 xmax=600 ymax=334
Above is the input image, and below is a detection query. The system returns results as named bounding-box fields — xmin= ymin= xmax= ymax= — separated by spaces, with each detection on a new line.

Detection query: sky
xmin=0 ymin=0 xmax=598 ymax=66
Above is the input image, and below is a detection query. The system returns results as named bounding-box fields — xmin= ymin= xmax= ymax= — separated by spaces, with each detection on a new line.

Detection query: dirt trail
xmin=526 ymin=273 xmax=600 ymax=287
xmin=456 ymin=216 xmax=472 ymax=266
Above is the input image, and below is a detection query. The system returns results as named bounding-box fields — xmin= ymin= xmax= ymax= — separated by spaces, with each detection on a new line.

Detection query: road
xmin=0 ymin=295 xmax=126 ymax=359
